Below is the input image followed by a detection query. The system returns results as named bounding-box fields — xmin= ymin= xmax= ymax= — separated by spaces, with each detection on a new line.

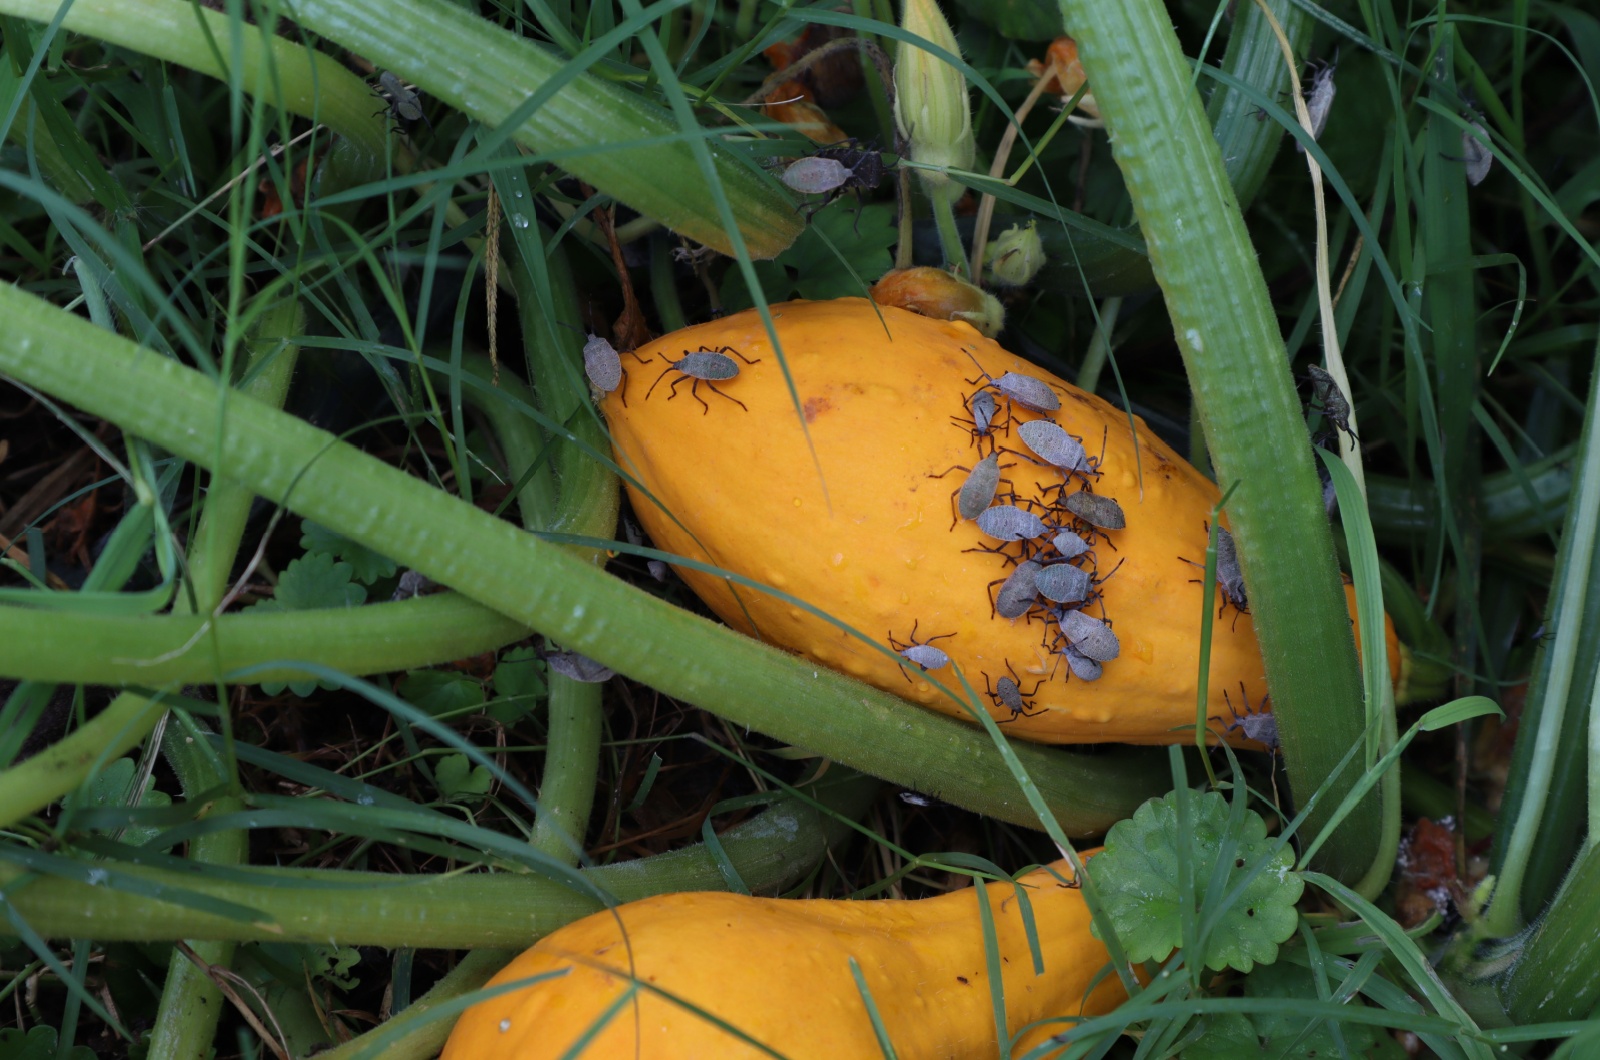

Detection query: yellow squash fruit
xmin=442 ymin=858 xmax=1126 ymax=1059
xmin=606 ymin=297 xmax=1397 ymax=745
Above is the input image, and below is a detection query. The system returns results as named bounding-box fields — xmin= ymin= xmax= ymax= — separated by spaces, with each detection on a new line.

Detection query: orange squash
xmin=441 ymin=857 xmax=1127 ymax=1058
xmin=605 ymin=297 xmax=1398 ymax=745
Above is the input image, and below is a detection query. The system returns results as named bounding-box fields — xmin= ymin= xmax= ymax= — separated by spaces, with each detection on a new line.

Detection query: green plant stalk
xmin=0 ymin=284 xmax=1164 ymax=834
xmin=1205 ymin=0 xmax=1311 ymax=210
xmin=313 ymin=949 xmax=512 ymax=1060
xmin=1 ymin=0 xmax=386 ymax=162
xmin=0 ymin=593 xmax=529 ymax=829
xmin=1487 ymin=332 xmax=1600 ymax=937
xmin=0 ymin=771 xmax=879 ymax=948
xmin=495 ymin=211 xmax=620 ymax=862
xmin=286 ymin=0 xmax=800 ymax=259
xmin=1057 ymin=0 xmax=1376 ymax=880
xmin=1501 ymin=840 xmax=1600 ymax=1023
xmin=0 ymin=593 xmax=528 ymax=688
xmin=146 ymin=717 xmax=247 ymax=1059
xmin=146 ymin=299 xmax=301 ymax=1057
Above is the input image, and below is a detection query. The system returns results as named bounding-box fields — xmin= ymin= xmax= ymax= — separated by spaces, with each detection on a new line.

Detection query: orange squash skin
xmin=441 ymin=858 xmax=1125 ymax=1059
xmin=605 ymin=298 xmax=1397 ymax=745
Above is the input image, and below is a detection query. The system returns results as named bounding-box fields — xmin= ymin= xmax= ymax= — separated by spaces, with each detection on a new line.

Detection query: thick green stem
xmin=0 ymin=596 xmax=529 ymax=830
xmin=1058 ymin=0 xmax=1376 ymax=880
xmin=1501 ymin=842 xmax=1600 ymax=1023
xmin=0 ymin=283 xmax=1163 ymax=835
xmin=146 ymin=718 xmax=247 ymax=1060
xmin=0 ymin=771 xmax=879 ymax=947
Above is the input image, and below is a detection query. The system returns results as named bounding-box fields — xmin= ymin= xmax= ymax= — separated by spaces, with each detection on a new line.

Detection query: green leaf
xmin=398 ymin=669 xmax=486 ymax=719
xmin=1179 ymin=1013 xmax=1261 ymax=1059
xmin=488 ymin=646 xmax=546 ymax=724
xmin=0 ymin=1025 xmax=97 ymax=1060
xmin=720 ymin=201 xmax=896 ymax=309
xmin=954 ymin=0 xmax=1062 ymax=41
xmin=1243 ymin=963 xmax=1407 ymax=1059
xmin=249 ymin=553 xmax=368 ymax=695
xmin=1091 ymin=789 xmax=1303 ymax=972
xmin=435 ymin=753 xmax=492 ymax=804
xmin=1418 ymin=696 xmax=1503 ymax=731
xmin=300 ymin=521 xmax=398 ymax=584
xmin=84 ymin=757 xmax=170 ymax=846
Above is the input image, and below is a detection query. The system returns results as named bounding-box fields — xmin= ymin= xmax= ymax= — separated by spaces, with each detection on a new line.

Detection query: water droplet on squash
xmin=830 ymin=553 xmax=846 ymax=568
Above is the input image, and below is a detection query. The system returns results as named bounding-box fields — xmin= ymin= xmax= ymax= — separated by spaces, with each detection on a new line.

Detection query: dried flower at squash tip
xmin=869 ymin=266 xmax=1004 ymax=338
xmin=1025 ymin=36 xmax=1101 ymax=123
xmin=894 ymin=0 xmax=974 ymax=200
xmin=985 ymin=222 xmax=1046 ymax=287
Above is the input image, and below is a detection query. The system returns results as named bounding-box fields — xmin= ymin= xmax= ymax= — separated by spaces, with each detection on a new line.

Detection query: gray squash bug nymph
xmin=975 ymin=504 xmax=1049 ymax=543
xmin=1057 ymin=608 xmax=1120 ymax=662
xmin=1461 ymin=119 xmax=1493 ymax=186
xmin=1013 ymin=419 xmax=1097 ymax=481
xmin=583 ymin=333 xmax=652 ymax=405
xmin=1052 ymin=530 xmax=1092 ymax=561
xmin=542 ymin=648 xmax=615 ymax=683
xmin=989 ymin=559 xmax=1042 ymax=620
xmin=375 ymin=72 xmax=430 ymax=131
xmin=1296 ymin=58 xmax=1336 ymax=152
xmin=984 ymin=662 xmax=1045 ymax=721
xmin=781 ymin=156 xmax=851 ymax=195
xmin=1035 ymin=562 xmax=1091 ymax=605
xmin=1213 ymin=683 xmax=1277 ymax=751
xmin=1181 ymin=523 xmax=1248 ymax=625
xmin=644 ymin=345 xmax=761 ymax=414
xmin=929 ymin=452 xmax=1013 ymax=530
xmin=964 ymin=350 xmax=1062 ymax=413
xmin=887 ymin=620 xmax=956 ymax=683
xmin=1305 ymin=364 xmax=1358 ymax=443
xmin=951 ymin=388 xmax=1008 ymax=453
xmin=1059 ymin=644 xmax=1103 ymax=682
xmin=1062 ymin=490 xmax=1125 ymax=531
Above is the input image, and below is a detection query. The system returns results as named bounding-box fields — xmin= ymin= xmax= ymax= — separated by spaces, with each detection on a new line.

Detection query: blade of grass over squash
xmin=281 ymin=0 xmax=800 ymax=259
xmin=0 ymin=283 xmax=1163 ymax=836
xmin=1056 ymin=0 xmax=1376 ymax=882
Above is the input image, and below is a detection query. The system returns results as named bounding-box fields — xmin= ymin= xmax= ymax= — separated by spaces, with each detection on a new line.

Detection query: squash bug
xmin=1035 ymin=562 xmax=1091 ymax=606
xmin=1056 ymin=608 xmax=1120 ymax=663
xmin=542 ymin=648 xmax=615 ymax=683
xmin=1213 ymin=683 xmax=1277 ymax=751
xmin=1180 ymin=524 xmax=1248 ymax=628
xmin=988 ymin=559 xmax=1042 ymax=619
xmin=1296 ymin=58 xmax=1336 ymax=152
xmin=985 ymin=662 xmax=1045 ymax=721
xmin=1461 ymin=118 xmax=1493 ymax=186
xmin=951 ymin=389 xmax=1009 ymax=453
xmin=375 ymin=72 xmax=430 ymax=131
xmin=964 ymin=350 xmax=1062 ymax=414
xmin=583 ymin=333 xmax=652 ymax=405
xmin=1306 ymin=364 xmax=1357 ymax=443
xmin=783 ymin=140 xmax=886 ymax=229
xmin=644 ymin=345 xmax=761 ymax=414
xmin=1052 ymin=530 xmax=1092 ymax=561
xmin=929 ymin=452 xmax=1013 ymax=530
xmin=1059 ymin=644 xmax=1103 ymax=682
xmin=975 ymin=504 xmax=1050 ymax=543
xmin=1061 ymin=490 xmax=1125 ymax=531
xmin=887 ymin=620 xmax=955 ymax=683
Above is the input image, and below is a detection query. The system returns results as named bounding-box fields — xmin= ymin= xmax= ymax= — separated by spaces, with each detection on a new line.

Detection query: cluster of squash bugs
xmin=903 ymin=351 xmax=1132 ymax=723
xmin=643 ymin=345 xmax=761 ymax=414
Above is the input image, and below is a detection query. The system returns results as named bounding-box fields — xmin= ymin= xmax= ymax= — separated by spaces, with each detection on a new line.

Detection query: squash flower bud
xmin=894 ymin=0 xmax=974 ymax=201
xmin=985 ymin=222 xmax=1046 ymax=287
xmin=869 ymin=266 xmax=1004 ymax=338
